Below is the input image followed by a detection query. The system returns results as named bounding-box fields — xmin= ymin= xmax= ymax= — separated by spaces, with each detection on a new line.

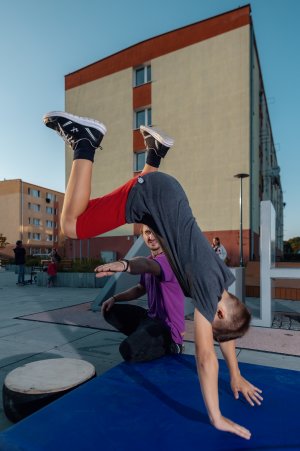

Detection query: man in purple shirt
xmin=101 ymin=224 xmax=185 ymax=361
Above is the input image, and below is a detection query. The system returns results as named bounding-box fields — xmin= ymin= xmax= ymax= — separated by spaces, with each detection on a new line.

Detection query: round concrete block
xmin=3 ymin=358 xmax=96 ymax=422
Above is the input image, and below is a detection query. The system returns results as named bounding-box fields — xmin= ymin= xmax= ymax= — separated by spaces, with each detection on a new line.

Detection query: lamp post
xmin=234 ymin=173 xmax=249 ymax=267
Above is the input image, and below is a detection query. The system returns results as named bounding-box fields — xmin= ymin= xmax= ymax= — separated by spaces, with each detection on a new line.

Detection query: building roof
xmin=0 ymin=179 xmax=64 ymax=195
xmin=65 ymin=5 xmax=251 ymax=90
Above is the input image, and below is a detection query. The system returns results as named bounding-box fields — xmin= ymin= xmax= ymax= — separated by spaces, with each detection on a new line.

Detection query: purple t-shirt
xmin=140 ymin=253 xmax=185 ymax=344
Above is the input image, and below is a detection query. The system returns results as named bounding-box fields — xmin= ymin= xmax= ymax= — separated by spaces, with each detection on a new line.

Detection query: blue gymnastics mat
xmin=0 ymin=355 xmax=299 ymax=451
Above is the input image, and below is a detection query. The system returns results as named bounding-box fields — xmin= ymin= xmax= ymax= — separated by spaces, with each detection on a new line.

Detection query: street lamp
xmin=234 ymin=173 xmax=249 ymax=267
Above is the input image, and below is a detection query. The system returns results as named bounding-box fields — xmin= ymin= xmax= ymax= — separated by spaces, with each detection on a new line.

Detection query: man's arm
xmin=95 ymin=257 xmax=161 ymax=277
xmin=96 ymin=257 xmax=156 ymax=314
xmin=101 ymin=284 xmax=146 ymax=314
xmin=194 ymin=309 xmax=251 ymax=440
xmin=219 ymin=340 xmax=263 ymax=406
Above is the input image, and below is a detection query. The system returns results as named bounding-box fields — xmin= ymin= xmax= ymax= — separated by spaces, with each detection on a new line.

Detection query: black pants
xmin=103 ymin=304 xmax=172 ymax=362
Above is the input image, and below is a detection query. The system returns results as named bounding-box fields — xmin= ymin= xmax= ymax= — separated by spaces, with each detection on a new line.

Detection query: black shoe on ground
xmin=140 ymin=125 xmax=174 ymax=158
xmin=169 ymin=342 xmax=184 ymax=355
xmin=43 ymin=111 xmax=107 ymax=152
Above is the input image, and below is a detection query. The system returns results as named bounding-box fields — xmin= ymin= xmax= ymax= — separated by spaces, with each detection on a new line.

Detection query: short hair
xmin=213 ymin=293 xmax=251 ymax=343
xmin=16 ymin=240 xmax=22 ymax=246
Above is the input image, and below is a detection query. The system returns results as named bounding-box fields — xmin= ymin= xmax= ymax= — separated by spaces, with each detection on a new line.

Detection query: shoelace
xmin=56 ymin=123 xmax=102 ymax=150
xmin=57 ymin=123 xmax=76 ymax=147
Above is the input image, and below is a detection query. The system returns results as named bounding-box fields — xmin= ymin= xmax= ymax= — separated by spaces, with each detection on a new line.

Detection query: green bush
xmin=59 ymin=258 xmax=105 ymax=273
xmin=25 ymin=257 xmax=43 ymax=267
xmin=0 ymin=256 xmax=14 ymax=265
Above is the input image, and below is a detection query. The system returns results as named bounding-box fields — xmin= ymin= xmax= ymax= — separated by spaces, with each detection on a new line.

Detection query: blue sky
xmin=1 ymin=0 xmax=299 ymax=240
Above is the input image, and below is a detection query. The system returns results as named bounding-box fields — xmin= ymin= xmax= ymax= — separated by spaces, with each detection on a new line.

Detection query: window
xmin=28 ymin=188 xmax=40 ymax=198
xmin=31 ymin=248 xmax=42 ymax=255
xmin=46 ymin=192 xmax=56 ymax=202
xmin=133 ymin=152 xmax=146 ymax=172
xmin=30 ymin=233 xmax=41 ymax=241
xmin=46 ymin=220 xmax=53 ymax=228
xmin=33 ymin=218 xmax=41 ymax=226
xmin=135 ymin=108 xmax=152 ymax=129
xmin=46 ymin=207 xmax=57 ymax=215
xmin=46 ymin=234 xmax=53 ymax=242
xmin=134 ymin=65 xmax=151 ymax=87
xmin=28 ymin=202 xmax=41 ymax=212
xmin=147 ymin=65 xmax=151 ymax=83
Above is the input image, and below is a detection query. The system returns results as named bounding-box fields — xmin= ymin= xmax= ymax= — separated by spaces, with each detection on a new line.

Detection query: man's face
xmin=142 ymin=226 xmax=162 ymax=253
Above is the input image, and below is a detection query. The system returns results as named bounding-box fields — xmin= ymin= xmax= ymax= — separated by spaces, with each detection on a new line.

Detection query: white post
xmin=251 ymin=201 xmax=275 ymax=327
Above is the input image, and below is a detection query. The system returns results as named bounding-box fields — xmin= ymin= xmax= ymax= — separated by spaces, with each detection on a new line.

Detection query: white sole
xmin=43 ymin=111 xmax=107 ymax=135
xmin=140 ymin=125 xmax=174 ymax=147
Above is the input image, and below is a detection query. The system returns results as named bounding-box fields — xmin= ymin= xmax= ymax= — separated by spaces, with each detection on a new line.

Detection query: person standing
xmin=212 ymin=237 xmax=228 ymax=262
xmin=49 ymin=248 xmax=61 ymax=263
xmin=47 ymin=257 xmax=58 ymax=287
xmin=13 ymin=240 xmax=26 ymax=285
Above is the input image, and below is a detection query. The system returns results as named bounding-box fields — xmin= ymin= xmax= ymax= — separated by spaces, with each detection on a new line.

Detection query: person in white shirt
xmin=212 ymin=237 xmax=227 ymax=262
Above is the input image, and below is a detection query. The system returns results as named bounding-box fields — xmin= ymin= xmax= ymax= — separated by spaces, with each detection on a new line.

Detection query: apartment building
xmin=0 ymin=179 xmax=64 ymax=255
xmin=63 ymin=5 xmax=284 ymax=265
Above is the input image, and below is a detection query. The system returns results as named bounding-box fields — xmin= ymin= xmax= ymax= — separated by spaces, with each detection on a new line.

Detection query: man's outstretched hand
xmin=231 ymin=374 xmax=263 ymax=406
xmin=212 ymin=415 xmax=251 ymax=440
xmin=94 ymin=261 xmax=125 ymax=277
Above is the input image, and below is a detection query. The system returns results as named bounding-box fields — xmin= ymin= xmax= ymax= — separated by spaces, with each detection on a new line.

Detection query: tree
xmin=0 ymin=234 xmax=8 ymax=248
xmin=286 ymin=237 xmax=300 ymax=253
xmin=283 ymin=241 xmax=292 ymax=254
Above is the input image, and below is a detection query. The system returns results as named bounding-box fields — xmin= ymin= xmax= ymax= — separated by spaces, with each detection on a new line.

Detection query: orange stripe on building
xmin=133 ymin=83 xmax=151 ymax=110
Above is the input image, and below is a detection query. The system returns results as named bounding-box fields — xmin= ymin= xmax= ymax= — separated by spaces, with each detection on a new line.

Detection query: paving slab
xmin=237 ymin=348 xmax=300 ymax=370
xmin=0 ymin=320 xmax=42 ymax=339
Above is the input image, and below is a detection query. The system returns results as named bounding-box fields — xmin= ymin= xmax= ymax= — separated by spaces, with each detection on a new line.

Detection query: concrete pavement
xmin=0 ymin=270 xmax=125 ymax=431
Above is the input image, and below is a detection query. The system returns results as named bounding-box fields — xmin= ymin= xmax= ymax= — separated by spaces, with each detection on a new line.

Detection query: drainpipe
xmin=249 ymin=22 xmax=254 ymax=260
xmin=20 ymin=180 xmax=24 ymax=241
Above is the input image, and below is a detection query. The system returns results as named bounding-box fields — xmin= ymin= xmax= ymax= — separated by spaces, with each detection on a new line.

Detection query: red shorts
xmin=76 ymin=176 xmax=139 ymax=239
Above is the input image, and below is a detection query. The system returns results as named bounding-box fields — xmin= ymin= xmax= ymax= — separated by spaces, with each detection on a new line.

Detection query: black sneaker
xmin=169 ymin=342 xmax=185 ymax=355
xmin=140 ymin=125 xmax=174 ymax=158
xmin=43 ymin=111 xmax=107 ymax=151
